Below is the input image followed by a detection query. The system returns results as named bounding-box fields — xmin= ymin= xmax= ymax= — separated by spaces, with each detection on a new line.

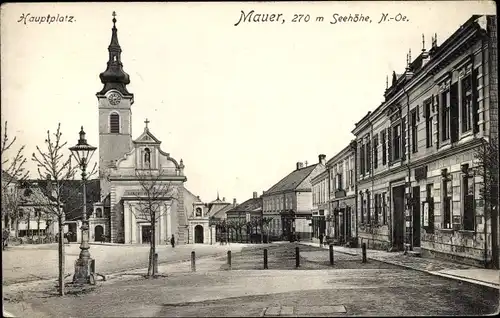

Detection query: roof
xmin=227 ymin=197 xmax=262 ymax=213
xmin=24 ymin=179 xmax=101 ymax=221
xmin=210 ymin=203 xmax=234 ymax=219
xmin=264 ymin=164 xmax=318 ymax=195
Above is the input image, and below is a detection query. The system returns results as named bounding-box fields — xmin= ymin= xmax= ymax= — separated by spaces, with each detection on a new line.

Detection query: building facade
xmin=262 ymin=155 xmax=326 ymax=241
xmin=326 ymin=141 xmax=358 ymax=246
xmin=352 ymin=15 xmax=498 ymax=267
xmin=311 ymin=169 xmax=328 ymax=239
xmin=226 ymin=192 xmax=263 ymax=242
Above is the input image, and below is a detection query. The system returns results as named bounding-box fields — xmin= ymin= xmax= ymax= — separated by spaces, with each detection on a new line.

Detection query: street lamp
xmin=69 ymin=126 xmax=97 ymax=284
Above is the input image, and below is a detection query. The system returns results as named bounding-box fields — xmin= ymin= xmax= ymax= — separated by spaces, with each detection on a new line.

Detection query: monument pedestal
xmin=73 ymin=258 xmax=94 ymax=284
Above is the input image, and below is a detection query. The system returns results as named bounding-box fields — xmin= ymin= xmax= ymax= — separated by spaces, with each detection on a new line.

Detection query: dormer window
xmin=195 ymin=207 xmax=202 ymax=217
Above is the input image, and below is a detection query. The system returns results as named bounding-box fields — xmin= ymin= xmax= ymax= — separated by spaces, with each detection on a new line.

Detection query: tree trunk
xmin=15 ymin=218 xmax=19 ymax=238
xmin=37 ymin=218 xmax=41 ymax=244
xmin=152 ymin=219 xmax=157 ymax=276
xmin=57 ymin=215 xmax=65 ymax=296
xmin=28 ymin=214 xmax=31 ymax=241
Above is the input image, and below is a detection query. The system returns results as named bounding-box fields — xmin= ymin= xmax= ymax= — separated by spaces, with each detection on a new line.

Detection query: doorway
xmin=345 ymin=207 xmax=352 ymax=242
xmin=392 ymin=185 xmax=406 ymax=251
xmin=195 ymin=225 xmax=204 ymax=243
xmin=412 ymin=186 xmax=421 ymax=248
xmin=94 ymin=225 xmax=104 ymax=242
xmin=141 ymin=225 xmax=152 ymax=244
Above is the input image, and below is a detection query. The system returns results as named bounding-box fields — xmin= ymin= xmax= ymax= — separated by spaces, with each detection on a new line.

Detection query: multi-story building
xmin=326 ymin=141 xmax=358 ymax=246
xmin=226 ymin=192 xmax=263 ymax=242
xmin=352 ymin=15 xmax=498 ymax=267
xmin=262 ymin=155 xmax=326 ymax=241
xmin=311 ymin=169 xmax=329 ymax=239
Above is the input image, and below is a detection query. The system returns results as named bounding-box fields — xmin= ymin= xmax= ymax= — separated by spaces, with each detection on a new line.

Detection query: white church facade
xmin=91 ymin=13 xmax=190 ymax=245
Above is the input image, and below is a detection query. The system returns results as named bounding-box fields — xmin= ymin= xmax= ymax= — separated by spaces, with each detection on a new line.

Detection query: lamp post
xmin=69 ymin=126 xmax=97 ymax=284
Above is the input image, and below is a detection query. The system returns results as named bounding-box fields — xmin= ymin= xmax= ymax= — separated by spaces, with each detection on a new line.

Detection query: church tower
xmin=97 ymin=12 xmax=134 ymax=197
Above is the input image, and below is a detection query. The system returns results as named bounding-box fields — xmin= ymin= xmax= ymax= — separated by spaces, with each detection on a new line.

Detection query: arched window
xmin=195 ymin=207 xmax=202 ymax=217
xmin=144 ymin=148 xmax=151 ymax=166
xmin=96 ymin=208 xmax=103 ymax=218
xmin=110 ymin=113 xmax=120 ymax=133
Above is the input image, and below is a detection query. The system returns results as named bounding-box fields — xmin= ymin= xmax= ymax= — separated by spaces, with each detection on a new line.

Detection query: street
xmin=1 ymin=242 xmax=251 ymax=285
xmin=3 ymin=243 xmax=498 ymax=317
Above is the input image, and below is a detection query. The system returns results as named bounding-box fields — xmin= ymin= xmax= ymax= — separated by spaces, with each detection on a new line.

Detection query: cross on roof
xmin=144 ymin=118 xmax=150 ymax=128
xmin=112 ymin=11 xmax=116 ymax=18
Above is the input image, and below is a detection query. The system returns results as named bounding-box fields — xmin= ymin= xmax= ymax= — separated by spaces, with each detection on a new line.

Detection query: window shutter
xmin=388 ymin=127 xmax=392 ymax=163
xmin=450 ymin=82 xmax=459 ymax=142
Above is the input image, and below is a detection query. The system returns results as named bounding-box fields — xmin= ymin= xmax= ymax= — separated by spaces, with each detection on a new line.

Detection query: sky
xmin=0 ymin=1 xmax=496 ymax=204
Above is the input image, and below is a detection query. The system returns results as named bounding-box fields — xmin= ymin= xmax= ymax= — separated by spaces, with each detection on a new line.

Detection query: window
xmin=382 ymin=192 xmax=387 ymax=225
xmin=442 ymin=170 xmax=452 ymax=229
xmin=381 ymin=131 xmax=387 ymax=165
xmin=462 ymin=165 xmax=475 ymax=231
xmin=441 ymin=89 xmax=451 ymax=142
xmin=402 ymin=116 xmax=407 ymax=160
xmin=195 ymin=207 xmax=202 ymax=217
xmin=374 ymin=194 xmax=380 ymax=224
xmin=373 ymin=136 xmax=379 ymax=169
xmin=366 ymin=192 xmax=371 ymax=223
xmin=336 ymin=174 xmax=342 ymax=190
xmin=450 ymin=82 xmax=460 ymax=142
xmin=349 ymin=169 xmax=354 ymax=189
xmin=425 ymin=100 xmax=433 ymax=148
xmin=411 ymin=110 xmax=418 ymax=153
xmin=461 ymin=74 xmax=473 ymax=134
xmin=366 ymin=138 xmax=371 ymax=173
xmin=110 ymin=113 xmax=120 ymax=133
xmin=393 ymin=124 xmax=401 ymax=160
xmin=96 ymin=208 xmax=103 ymax=218
xmin=34 ymin=208 xmax=41 ymax=218
xmin=360 ymin=193 xmax=365 ymax=224
xmin=360 ymin=143 xmax=365 ymax=175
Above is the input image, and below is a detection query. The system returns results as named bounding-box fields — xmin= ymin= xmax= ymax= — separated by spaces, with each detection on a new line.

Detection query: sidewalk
xmin=300 ymin=242 xmax=500 ymax=289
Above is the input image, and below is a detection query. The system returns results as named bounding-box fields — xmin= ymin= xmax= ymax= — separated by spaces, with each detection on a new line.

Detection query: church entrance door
xmin=141 ymin=225 xmax=152 ymax=244
xmin=94 ymin=225 xmax=104 ymax=242
xmin=195 ymin=225 xmax=204 ymax=243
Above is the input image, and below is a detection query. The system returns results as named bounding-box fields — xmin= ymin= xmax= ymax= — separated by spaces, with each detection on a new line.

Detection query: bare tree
xmin=474 ymin=137 xmax=499 ymax=268
xmin=130 ymin=167 xmax=179 ymax=277
xmin=1 ymin=121 xmax=29 ymax=235
xmin=260 ymin=216 xmax=273 ymax=243
xmin=31 ymin=123 xmax=97 ymax=295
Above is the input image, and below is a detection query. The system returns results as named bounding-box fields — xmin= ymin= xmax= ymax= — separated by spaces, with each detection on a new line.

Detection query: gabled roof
xmin=227 ymin=197 xmax=262 ymax=213
xmin=24 ymin=179 xmax=101 ymax=221
xmin=210 ymin=203 xmax=234 ymax=219
xmin=133 ymin=127 xmax=161 ymax=145
xmin=264 ymin=164 xmax=318 ymax=195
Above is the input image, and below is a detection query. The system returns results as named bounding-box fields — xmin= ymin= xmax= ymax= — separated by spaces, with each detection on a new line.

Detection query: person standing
xmin=170 ymin=234 xmax=175 ymax=248
xmin=319 ymin=233 xmax=324 ymax=247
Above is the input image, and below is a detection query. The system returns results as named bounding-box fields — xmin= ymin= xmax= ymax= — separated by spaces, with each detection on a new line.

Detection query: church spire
xmin=98 ymin=11 xmax=132 ymax=96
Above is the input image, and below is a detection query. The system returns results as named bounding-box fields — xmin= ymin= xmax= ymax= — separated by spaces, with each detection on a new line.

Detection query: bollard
xmin=329 ymin=244 xmax=334 ymax=266
xmin=295 ymin=246 xmax=300 ymax=268
xmin=153 ymin=253 xmax=159 ymax=275
xmin=362 ymin=243 xmax=367 ymax=263
xmin=264 ymin=248 xmax=268 ymax=269
xmin=191 ymin=251 xmax=196 ymax=272
xmin=227 ymin=250 xmax=232 ymax=270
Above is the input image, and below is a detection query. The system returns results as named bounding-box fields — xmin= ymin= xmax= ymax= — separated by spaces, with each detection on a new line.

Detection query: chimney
xmin=233 ymin=198 xmax=237 ymax=206
xmin=318 ymin=154 xmax=326 ymax=165
xmin=253 ymin=191 xmax=258 ymax=199
xmin=296 ymin=162 xmax=304 ymax=170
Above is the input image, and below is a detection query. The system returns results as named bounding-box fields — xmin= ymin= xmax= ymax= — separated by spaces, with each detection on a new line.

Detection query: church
xmin=88 ymin=13 xmax=200 ymax=245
